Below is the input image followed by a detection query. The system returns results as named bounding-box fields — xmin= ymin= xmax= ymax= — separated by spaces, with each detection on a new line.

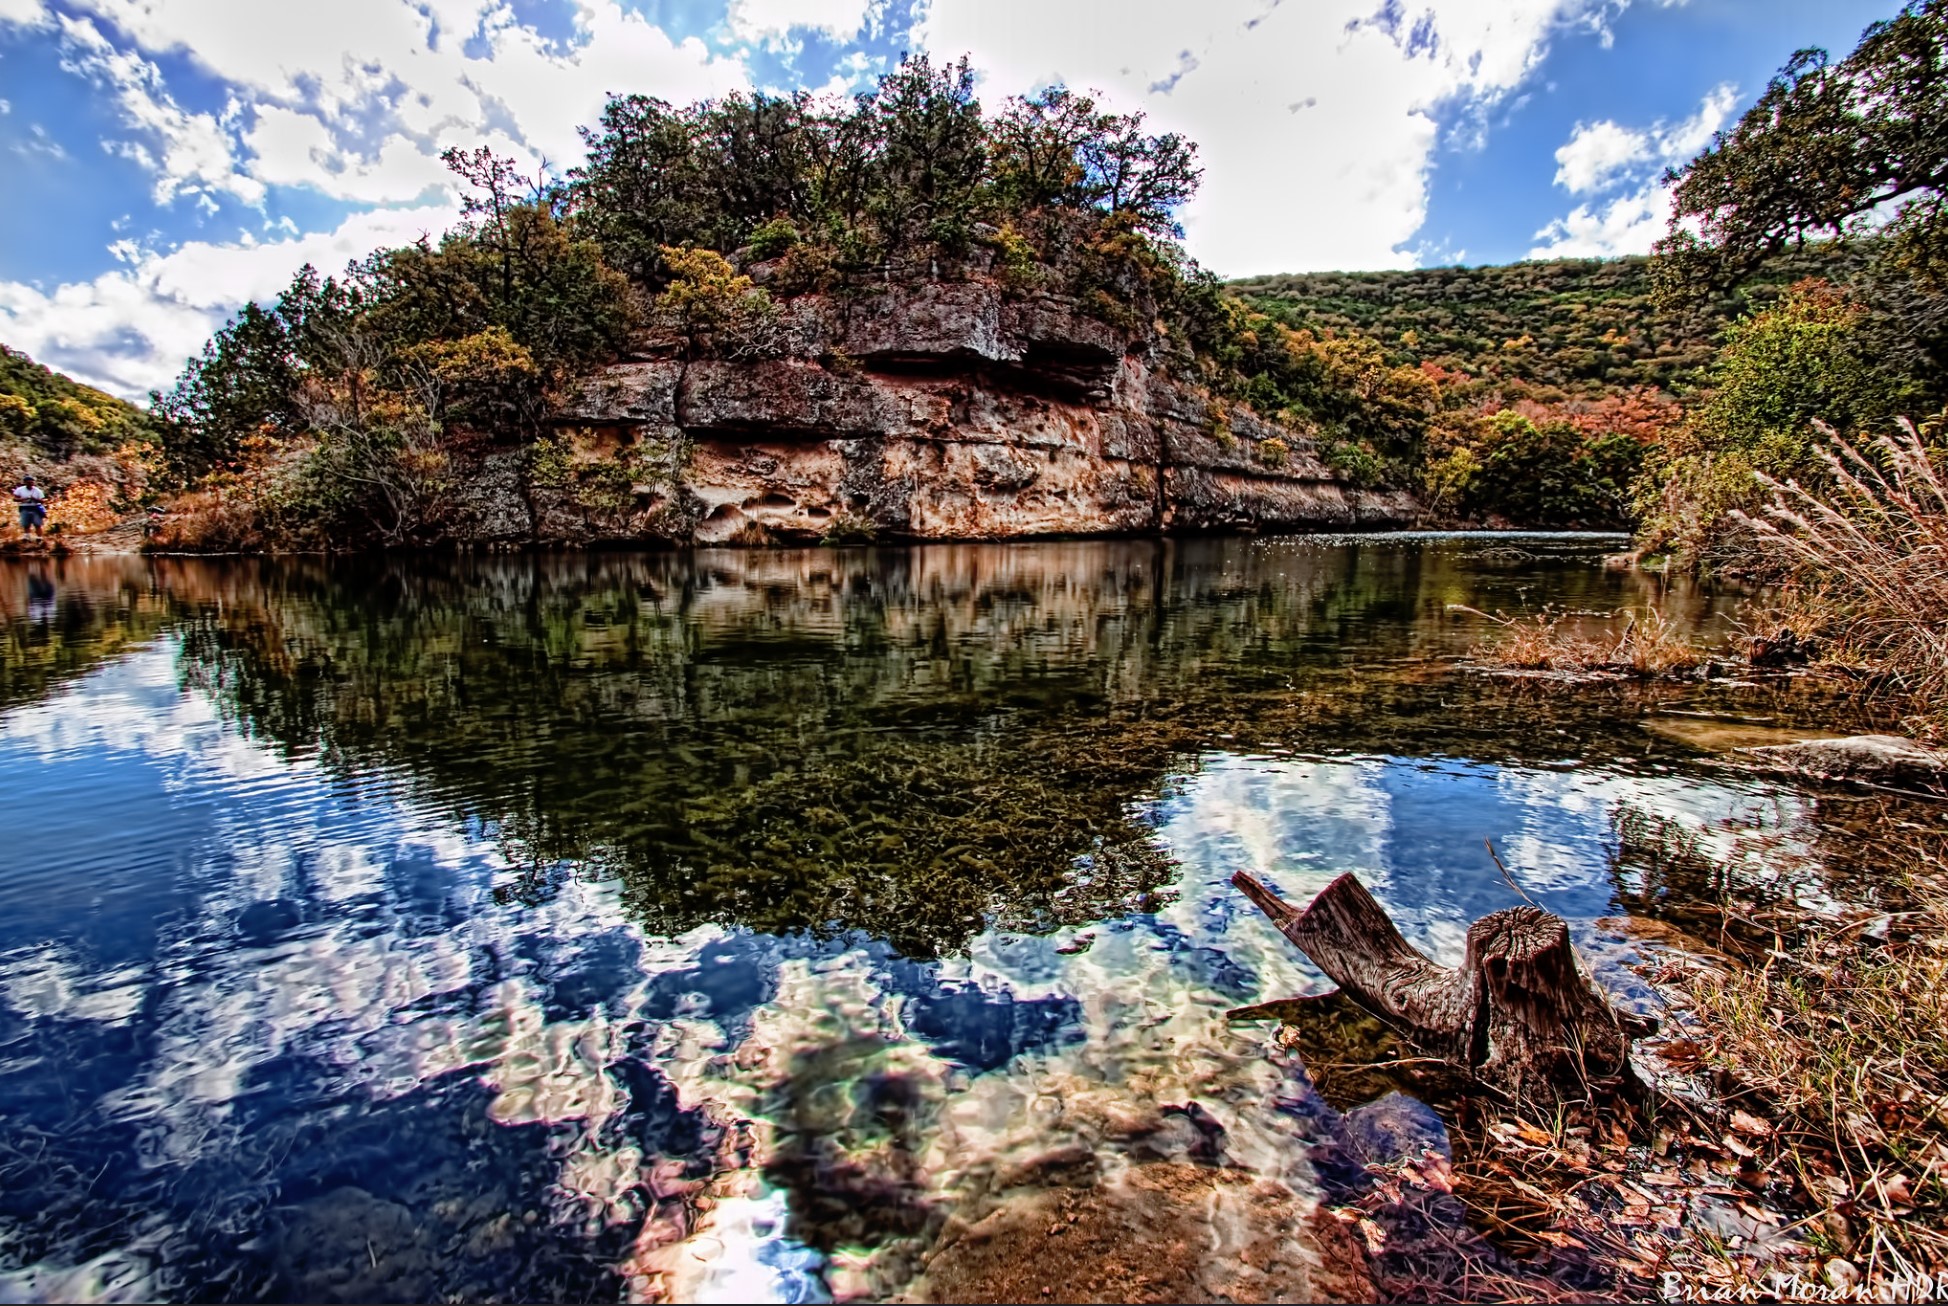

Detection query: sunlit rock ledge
xmin=444 ymin=279 xmax=1420 ymax=548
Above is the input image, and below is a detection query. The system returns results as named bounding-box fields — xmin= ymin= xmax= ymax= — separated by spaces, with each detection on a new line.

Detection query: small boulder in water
xmin=1340 ymin=1091 xmax=1451 ymax=1166
xmin=1739 ymin=734 xmax=1948 ymax=785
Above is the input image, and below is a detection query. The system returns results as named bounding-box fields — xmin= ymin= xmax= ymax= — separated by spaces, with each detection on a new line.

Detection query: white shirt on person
xmin=11 ymin=485 xmax=45 ymax=505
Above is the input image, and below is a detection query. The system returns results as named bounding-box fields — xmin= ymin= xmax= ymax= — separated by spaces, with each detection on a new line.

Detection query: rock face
xmin=457 ymin=281 xmax=1419 ymax=546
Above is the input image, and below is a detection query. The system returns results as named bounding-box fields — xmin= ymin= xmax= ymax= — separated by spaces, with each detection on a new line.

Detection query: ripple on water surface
xmin=0 ymin=541 xmax=1824 ymax=1302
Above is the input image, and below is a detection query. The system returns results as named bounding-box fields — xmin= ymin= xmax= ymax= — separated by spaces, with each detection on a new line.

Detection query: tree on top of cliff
xmin=991 ymin=87 xmax=1201 ymax=239
xmin=568 ymin=91 xmax=821 ymax=282
xmin=868 ymin=55 xmax=989 ymax=252
xmin=156 ymin=148 xmax=631 ymax=483
xmin=563 ymin=53 xmax=1201 ymax=286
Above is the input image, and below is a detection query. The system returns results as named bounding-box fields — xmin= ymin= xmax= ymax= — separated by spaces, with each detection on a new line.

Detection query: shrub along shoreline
xmin=1441 ymin=422 xmax=1948 ymax=1300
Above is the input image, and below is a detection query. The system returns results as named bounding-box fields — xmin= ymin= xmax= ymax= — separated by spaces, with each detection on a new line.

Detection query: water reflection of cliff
xmin=1 ymin=539 xmax=1701 ymax=955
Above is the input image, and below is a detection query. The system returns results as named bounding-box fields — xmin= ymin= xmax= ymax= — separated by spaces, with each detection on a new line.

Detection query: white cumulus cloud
xmin=56 ymin=12 xmax=265 ymax=206
xmin=728 ymin=0 xmax=874 ymax=45
xmin=59 ymin=0 xmax=748 ymax=184
xmin=0 ymin=0 xmax=755 ymax=210
xmin=1552 ymin=119 xmax=1650 ymax=194
xmin=1529 ymin=184 xmax=1666 ymax=258
xmin=0 ymin=0 xmax=749 ymax=394
xmin=1655 ymin=80 xmax=1737 ymax=160
xmin=915 ymin=0 xmax=1638 ymax=276
xmin=0 ymin=203 xmax=458 ymax=398
xmin=1533 ymin=81 xmax=1738 ymax=257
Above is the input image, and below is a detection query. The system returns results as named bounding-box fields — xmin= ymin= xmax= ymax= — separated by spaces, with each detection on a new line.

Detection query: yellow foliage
xmin=401 ymin=326 xmax=538 ymax=388
xmin=986 ymin=222 xmax=1042 ymax=288
xmin=1422 ymin=445 xmax=1481 ymax=514
xmin=655 ymin=246 xmax=775 ymax=354
xmin=47 ymin=396 xmax=108 ymax=432
xmin=657 ymin=246 xmax=757 ymax=325
xmin=0 ymin=393 xmax=34 ymax=435
xmin=46 ymin=479 xmax=119 ymax=535
xmin=110 ymin=439 xmax=163 ymax=506
xmin=398 ymin=327 xmax=539 ymax=428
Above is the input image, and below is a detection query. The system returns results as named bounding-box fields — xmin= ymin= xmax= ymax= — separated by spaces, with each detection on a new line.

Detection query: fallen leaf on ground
xmin=1530 ymin=1230 xmax=1586 ymax=1250
xmin=1863 ymin=1174 xmax=1914 ymax=1208
xmin=1730 ymin=1110 xmax=1773 ymax=1137
xmin=1658 ymin=1038 xmax=1705 ymax=1065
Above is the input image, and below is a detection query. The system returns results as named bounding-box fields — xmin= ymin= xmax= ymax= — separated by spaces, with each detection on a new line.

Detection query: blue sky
xmin=0 ymin=0 xmax=1900 ymax=398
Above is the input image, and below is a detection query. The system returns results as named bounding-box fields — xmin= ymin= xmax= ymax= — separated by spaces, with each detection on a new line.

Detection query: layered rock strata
xmin=458 ymin=280 xmax=1418 ymax=546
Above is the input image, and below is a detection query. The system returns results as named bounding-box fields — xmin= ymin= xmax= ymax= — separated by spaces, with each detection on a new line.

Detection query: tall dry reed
xmin=1731 ymin=419 xmax=1948 ymax=730
xmin=1466 ymin=605 xmax=1705 ymax=675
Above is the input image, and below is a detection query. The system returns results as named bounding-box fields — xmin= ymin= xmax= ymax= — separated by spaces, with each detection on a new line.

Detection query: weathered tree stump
xmin=1234 ymin=870 xmax=1656 ymax=1106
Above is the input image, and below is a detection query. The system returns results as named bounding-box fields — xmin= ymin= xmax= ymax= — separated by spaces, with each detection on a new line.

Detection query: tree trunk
xmin=1233 ymin=871 xmax=1655 ymax=1107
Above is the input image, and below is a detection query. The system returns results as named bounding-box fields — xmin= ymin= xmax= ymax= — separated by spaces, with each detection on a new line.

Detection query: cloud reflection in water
xmin=0 ymin=542 xmax=1819 ymax=1303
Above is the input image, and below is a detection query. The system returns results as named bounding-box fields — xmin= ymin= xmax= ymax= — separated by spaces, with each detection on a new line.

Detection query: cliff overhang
xmin=454 ymin=277 xmax=1419 ymax=547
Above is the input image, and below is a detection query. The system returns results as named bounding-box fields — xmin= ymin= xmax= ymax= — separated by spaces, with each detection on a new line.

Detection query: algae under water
xmin=0 ymin=535 xmax=1896 ymax=1302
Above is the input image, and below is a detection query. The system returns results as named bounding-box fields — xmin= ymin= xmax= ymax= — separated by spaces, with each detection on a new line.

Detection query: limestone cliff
xmin=449 ymin=279 xmax=1419 ymax=546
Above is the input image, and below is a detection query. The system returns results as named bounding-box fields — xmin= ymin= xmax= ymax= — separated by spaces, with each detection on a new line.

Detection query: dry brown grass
xmin=1481 ymin=612 xmax=1608 ymax=671
xmin=1732 ymin=419 xmax=1948 ymax=735
xmin=1612 ymin=606 xmax=1708 ymax=675
xmin=146 ymin=487 xmax=270 ymax=551
xmin=1462 ymin=605 xmax=1708 ymax=676
xmin=1660 ymin=850 xmax=1948 ymax=1292
xmin=44 ymin=478 xmax=120 ymax=535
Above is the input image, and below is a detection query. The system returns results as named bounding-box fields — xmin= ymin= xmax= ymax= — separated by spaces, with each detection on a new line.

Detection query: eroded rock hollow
xmin=447 ymin=280 xmax=1418 ymax=547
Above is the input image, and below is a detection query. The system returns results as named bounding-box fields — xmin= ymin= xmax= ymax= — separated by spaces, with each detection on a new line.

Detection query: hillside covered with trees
xmin=0 ymin=345 xmax=165 ymax=458
xmin=1 ymin=345 xmax=166 ymax=535
xmin=1230 ymin=246 xmax=1864 ymax=402
xmin=5 ymin=1 xmax=1948 ymax=549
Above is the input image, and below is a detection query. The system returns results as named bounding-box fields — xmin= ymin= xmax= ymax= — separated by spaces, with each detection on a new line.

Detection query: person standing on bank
xmin=12 ymin=475 xmax=47 ymax=537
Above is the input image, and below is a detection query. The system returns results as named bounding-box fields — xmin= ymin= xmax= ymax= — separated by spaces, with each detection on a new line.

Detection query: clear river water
xmin=0 ymin=536 xmax=1853 ymax=1302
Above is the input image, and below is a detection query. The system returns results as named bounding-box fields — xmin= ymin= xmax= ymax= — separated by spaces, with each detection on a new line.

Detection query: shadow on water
xmin=0 ymin=536 xmax=1907 ymax=1301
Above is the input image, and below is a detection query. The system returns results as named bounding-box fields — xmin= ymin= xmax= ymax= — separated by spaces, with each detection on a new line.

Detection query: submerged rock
xmin=1338 ymin=1091 xmax=1451 ymax=1168
xmin=1639 ymin=715 xmax=1844 ymax=754
xmin=903 ymin=1162 xmax=1377 ymax=1305
xmin=1739 ymin=734 xmax=1948 ymax=785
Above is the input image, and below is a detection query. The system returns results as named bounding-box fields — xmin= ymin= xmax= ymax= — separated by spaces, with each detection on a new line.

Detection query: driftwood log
xmin=1234 ymin=870 xmax=1656 ymax=1106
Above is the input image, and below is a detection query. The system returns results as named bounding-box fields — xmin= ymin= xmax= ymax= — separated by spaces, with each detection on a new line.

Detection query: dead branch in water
xmin=1233 ymin=871 xmax=1653 ymax=1108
